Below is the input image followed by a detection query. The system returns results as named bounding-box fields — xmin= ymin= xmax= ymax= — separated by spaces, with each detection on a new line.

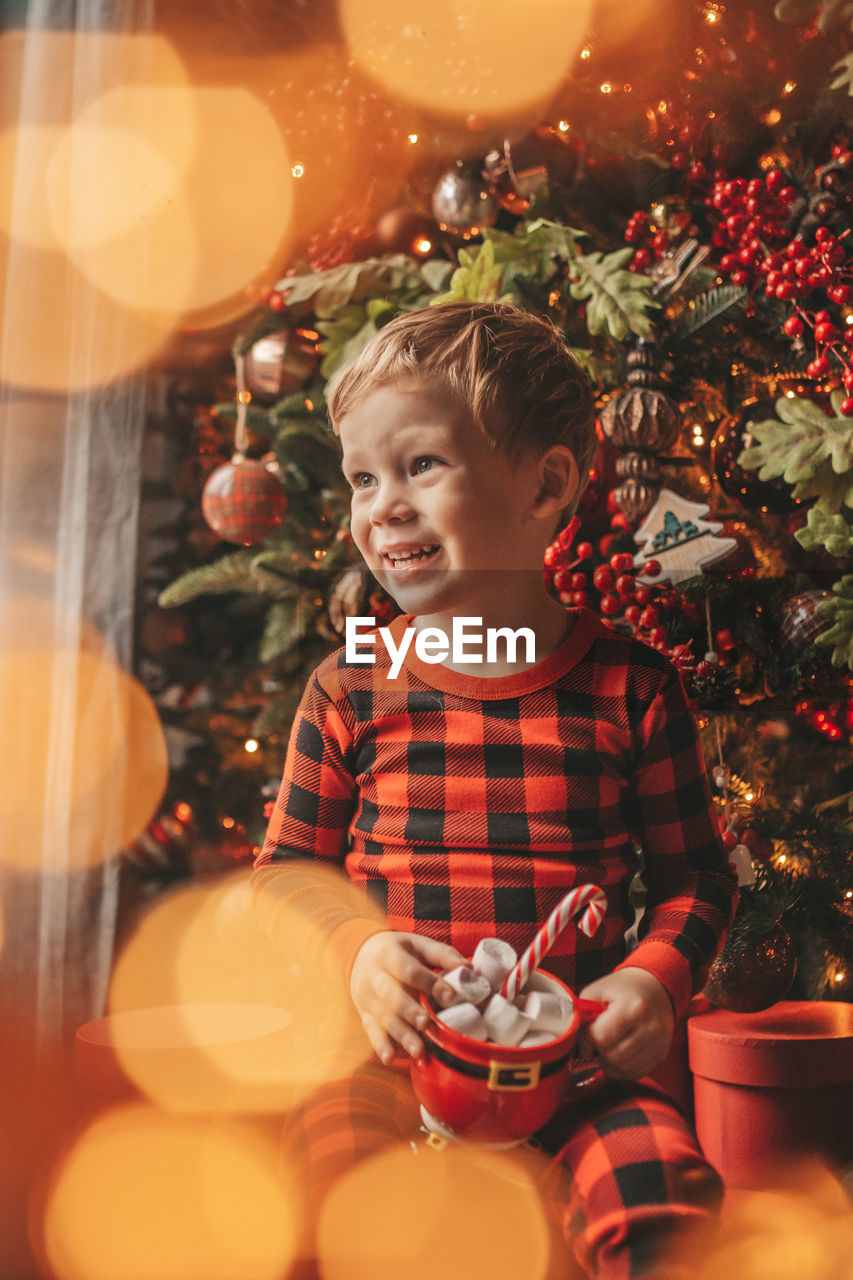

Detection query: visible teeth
xmin=389 ymin=545 xmax=437 ymax=563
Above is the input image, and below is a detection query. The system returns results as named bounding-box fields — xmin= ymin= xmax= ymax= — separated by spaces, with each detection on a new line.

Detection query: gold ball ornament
xmin=243 ymin=327 xmax=319 ymax=407
xmin=431 ymin=162 xmax=499 ymax=237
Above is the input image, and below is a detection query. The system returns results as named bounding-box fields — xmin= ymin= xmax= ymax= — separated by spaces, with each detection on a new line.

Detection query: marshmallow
xmin=481 ymin=993 xmax=531 ymax=1047
xmin=442 ymin=965 xmax=492 ymax=1008
xmin=471 ymin=937 xmax=517 ymax=991
xmin=518 ymin=1030 xmax=557 ymax=1048
xmin=523 ymin=992 xmax=574 ymax=1037
xmin=437 ymin=1002 xmax=489 ymax=1040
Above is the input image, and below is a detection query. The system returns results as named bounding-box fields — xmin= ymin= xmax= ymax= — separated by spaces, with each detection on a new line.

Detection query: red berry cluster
xmin=544 ymin=532 xmax=701 ymax=671
xmin=707 ymin=169 xmax=796 ymax=292
xmin=770 ymin=228 xmax=853 ymax=411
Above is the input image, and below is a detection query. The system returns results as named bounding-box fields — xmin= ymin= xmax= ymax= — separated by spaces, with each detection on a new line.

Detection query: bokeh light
xmin=186 ymin=46 xmax=412 ymax=257
xmin=41 ymin=1104 xmax=298 ymax=1280
xmin=51 ymin=86 xmax=294 ymax=318
xmin=338 ymin=0 xmax=594 ymax=122
xmin=107 ymin=868 xmax=378 ymax=1111
xmin=0 ymin=31 xmax=191 ymax=388
xmin=317 ymin=1142 xmax=550 ymax=1280
xmin=0 ymin=599 xmax=167 ymax=872
xmin=694 ymin=1163 xmax=853 ymax=1280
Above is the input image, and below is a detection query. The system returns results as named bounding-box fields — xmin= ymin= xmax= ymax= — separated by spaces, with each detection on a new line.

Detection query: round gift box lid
xmin=687 ymin=1001 xmax=853 ymax=1087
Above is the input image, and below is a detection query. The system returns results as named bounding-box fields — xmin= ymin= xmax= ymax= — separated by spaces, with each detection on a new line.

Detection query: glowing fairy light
xmin=291 ymin=163 xmax=304 ymax=177
xmin=580 ymin=47 xmax=591 ymax=59
xmin=783 ymin=81 xmax=796 ymax=94
xmin=244 ymin=739 xmax=259 ymax=754
xmin=600 ymin=82 xmax=613 ymax=94
xmin=408 ymin=133 xmax=418 ymax=144
xmin=558 ymin=119 xmax=570 ymax=132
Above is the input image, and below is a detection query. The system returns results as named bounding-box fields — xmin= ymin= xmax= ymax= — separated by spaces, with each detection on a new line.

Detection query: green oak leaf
xmin=795 ymin=505 xmax=853 ymax=557
xmin=430 ymin=239 xmax=510 ymax=305
xmin=275 ymin=255 xmax=425 ymax=313
xmin=776 ymin=0 xmax=853 ymax=29
xmin=738 ymin=396 xmax=853 ymax=490
xmin=791 ymin=458 xmax=853 ymax=510
xmin=831 ymin=52 xmax=853 ymax=93
xmin=815 ymin=579 xmax=853 ymax=669
xmin=568 ymin=247 xmax=659 ymax=340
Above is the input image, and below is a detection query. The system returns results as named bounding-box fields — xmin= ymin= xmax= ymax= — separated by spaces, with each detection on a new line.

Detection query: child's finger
xmin=383 ymin=1014 xmax=425 ymax=1060
xmin=370 ymin=968 xmax=431 ymax=1031
xmin=410 ymin=935 xmax=467 ymax=973
xmin=361 ymin=1012 xmax=394 ymax=1066
xmin=384 ymin=948 xmax=457 ymax=1006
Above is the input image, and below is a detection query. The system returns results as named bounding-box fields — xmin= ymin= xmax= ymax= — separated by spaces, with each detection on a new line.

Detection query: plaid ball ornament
xmin=778 ymin=590 xmax=833 ymax=656
xmin=201 ymin=454 xmax=287 ymax=545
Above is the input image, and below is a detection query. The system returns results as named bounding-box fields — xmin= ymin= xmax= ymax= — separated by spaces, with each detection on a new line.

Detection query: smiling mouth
xmin=383 ymin=545 xmax=441 ymax=570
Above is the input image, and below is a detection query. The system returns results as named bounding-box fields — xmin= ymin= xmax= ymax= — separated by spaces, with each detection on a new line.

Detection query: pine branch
xmin=669 ymin=285 xmax=748 ymax=346
xmin=158 ymin=551 xmax=260 ymax=606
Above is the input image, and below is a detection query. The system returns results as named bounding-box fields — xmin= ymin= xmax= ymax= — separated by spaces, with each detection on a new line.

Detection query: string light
xmin=833 ymin=970 xmax=846 ymax=984
xmin=244 ymin=738 xmax=259 ymax=754
xmin=414 ymin=237 xmax=433 ymax=255
xmin=580 ymin=47 xmax=591 ymax=59
xmin=783 ymin=81 xmax=796 ymax=94
xmin=291 ymin=163 xmax=304 ymax=178
xmin=408 ymin=133 xmax=418 ymax=144
xmin=600 ymin=82 xmax=613 ymax=94
xmin=558 ymin=120 xmax=570 ymax=133
xmin=222 ymin=817 xmax=235 ymax=829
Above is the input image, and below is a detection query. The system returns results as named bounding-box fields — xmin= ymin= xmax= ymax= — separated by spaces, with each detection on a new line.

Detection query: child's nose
xmin=369 ymin=481 xmax=414 ymax=526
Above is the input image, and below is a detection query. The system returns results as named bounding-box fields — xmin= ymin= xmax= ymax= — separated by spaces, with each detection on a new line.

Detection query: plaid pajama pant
xmin=281 ymin=1060 xmax=723 ymax=1280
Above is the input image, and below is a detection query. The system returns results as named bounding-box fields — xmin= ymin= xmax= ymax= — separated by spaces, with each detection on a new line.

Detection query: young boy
xmin=255 ymin=301 xmax=737 ymax=1279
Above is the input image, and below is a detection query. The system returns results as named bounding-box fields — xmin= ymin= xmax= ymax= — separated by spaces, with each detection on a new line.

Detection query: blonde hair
xmin=327 ymin=301 xmax=597 ymax=512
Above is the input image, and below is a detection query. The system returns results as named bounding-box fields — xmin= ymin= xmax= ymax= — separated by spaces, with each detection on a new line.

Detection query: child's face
xmin=338 ymin=380 xmax=549 ymax=619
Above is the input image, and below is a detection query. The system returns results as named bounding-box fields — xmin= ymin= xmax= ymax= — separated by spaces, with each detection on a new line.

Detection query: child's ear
xmin=533 ymin=446 xmax=579 ymax=518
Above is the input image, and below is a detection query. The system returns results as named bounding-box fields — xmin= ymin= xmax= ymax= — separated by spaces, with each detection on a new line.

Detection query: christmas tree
xmin=141 ymin=0 xmax=853 ymax=1007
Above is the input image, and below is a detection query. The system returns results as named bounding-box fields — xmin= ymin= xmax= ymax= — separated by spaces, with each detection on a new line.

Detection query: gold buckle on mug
xmin=487 ymin=1059 xmax=541 ymax=1092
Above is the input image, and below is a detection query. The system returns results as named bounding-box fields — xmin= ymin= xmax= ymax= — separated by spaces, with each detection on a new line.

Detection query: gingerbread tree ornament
xmin=633 ymin=489 xmax=737 ymax=583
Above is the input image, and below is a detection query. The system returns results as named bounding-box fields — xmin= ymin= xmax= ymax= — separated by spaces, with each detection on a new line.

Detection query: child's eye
xmin=350 ymin=472 xmax=375 ymax=490
xmin=413 ymin=456 xmax=439 ymax=475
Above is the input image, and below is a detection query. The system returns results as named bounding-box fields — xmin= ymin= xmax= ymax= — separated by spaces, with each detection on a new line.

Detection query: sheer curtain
xmin=0 ymin=0 xmax=155 ymax=1057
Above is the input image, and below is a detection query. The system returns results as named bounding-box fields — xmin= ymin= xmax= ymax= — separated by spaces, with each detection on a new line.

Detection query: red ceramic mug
xmin=410 ymin=968 xmax=606 ymax=1146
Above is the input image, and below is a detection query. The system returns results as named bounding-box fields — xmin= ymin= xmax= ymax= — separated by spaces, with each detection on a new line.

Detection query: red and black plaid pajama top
xmin=255 ymin=608 xmax=737 ymax=1017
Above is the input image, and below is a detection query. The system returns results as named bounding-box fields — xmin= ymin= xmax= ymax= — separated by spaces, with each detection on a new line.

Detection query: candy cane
xmin=501 ymin=884 xmax=607 ymax=1002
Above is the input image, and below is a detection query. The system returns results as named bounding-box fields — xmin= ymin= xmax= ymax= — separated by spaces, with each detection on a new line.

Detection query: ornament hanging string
xmin=234 ymin=352 xmax=250 ymax=458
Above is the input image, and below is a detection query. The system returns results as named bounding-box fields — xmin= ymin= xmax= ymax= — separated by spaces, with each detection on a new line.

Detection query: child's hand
xmin=350 ymin=931 xmax=466 ymax=1065
xmin=575 ymin=968 xmax=674 ymax=1081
